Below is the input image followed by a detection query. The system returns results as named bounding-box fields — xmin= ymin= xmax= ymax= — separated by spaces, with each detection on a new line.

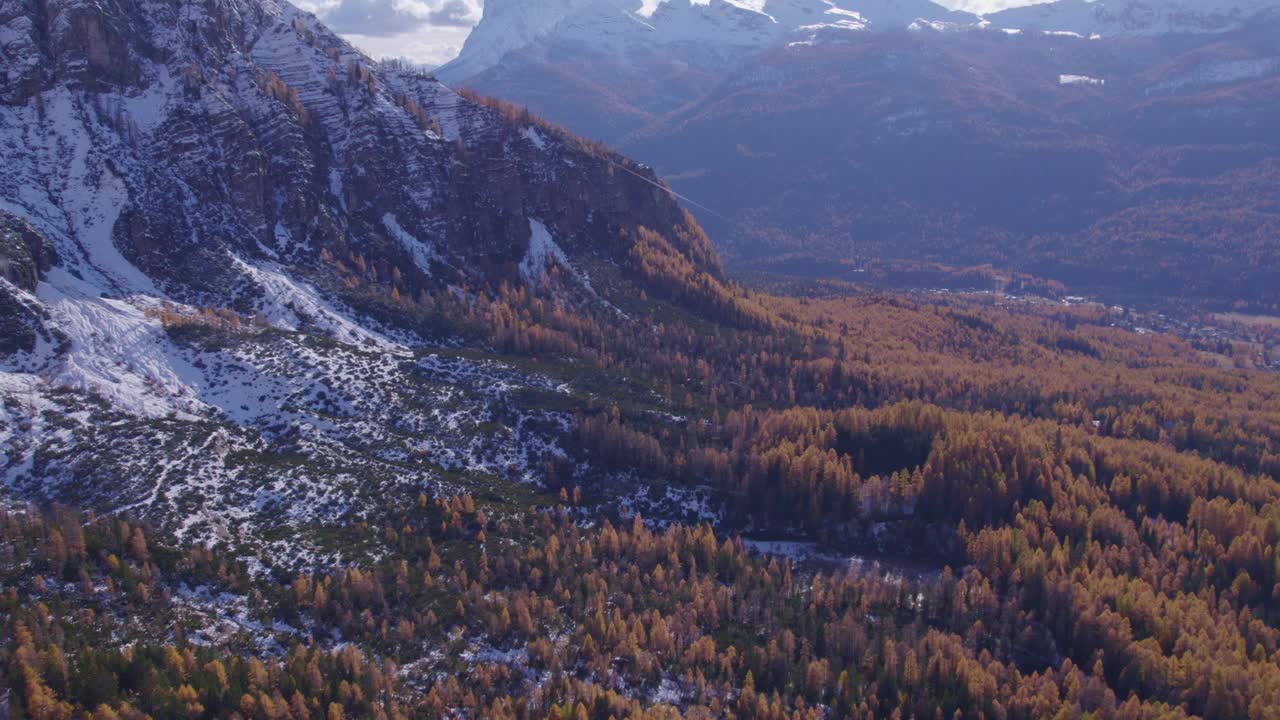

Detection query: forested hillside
xmin=3 ymin=0 xmax=1280 ymax=717
xmin=6 ymin=266 xmax=1280 ymax=717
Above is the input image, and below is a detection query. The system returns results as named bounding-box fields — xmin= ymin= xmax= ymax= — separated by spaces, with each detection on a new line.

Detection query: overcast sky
xmin=297 ymin=0 xmax=1052 ymax=68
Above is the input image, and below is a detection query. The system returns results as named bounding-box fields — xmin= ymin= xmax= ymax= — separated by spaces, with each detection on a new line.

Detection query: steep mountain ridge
xmin=0 ymin=0 xmax=720 ymax=559
xmin=1 ymin=0 xmax=713 ymax=296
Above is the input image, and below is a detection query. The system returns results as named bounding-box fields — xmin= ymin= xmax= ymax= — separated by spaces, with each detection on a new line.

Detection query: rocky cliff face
xmin=0 ymin=211 xmax=59 ymax=355
xmin=0 ymin=211 xmax=55 ymax=292
xmin=1 ymin=0 xmax=711 ymax=304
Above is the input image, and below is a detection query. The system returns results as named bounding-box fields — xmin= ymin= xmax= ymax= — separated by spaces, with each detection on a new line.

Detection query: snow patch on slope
xmin=233 ymin=257 xmax=405 ymax=352
xmin=1060 ymin=73 xmax=1105 ymax=85
xmin=521 ymin=126 xmax=548 ymax=149
xmin=0 ymin=89 xmax=158 ymax=297
xmin=518 ymin=218 xmax=570 ymax=284
xmin=0 ymin=269 xmax=207 ymax=420
xmin=383 ymin=213 xmax=441 ymax=277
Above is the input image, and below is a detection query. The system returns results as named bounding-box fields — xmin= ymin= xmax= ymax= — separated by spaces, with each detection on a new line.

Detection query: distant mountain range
xmin=437 ymin=0 xmax=981 ymax=83
xmin=443 ymin=0 xmax=1280 ymax=309
xmin=438 ymin=0 xmax=1280 ymax=84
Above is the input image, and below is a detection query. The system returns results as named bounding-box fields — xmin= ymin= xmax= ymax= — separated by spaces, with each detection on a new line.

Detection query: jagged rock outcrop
xmin=0 ymin=212 xmax=59 ymax=355
xmin=0 ymin=211 xmax=56 ymax=292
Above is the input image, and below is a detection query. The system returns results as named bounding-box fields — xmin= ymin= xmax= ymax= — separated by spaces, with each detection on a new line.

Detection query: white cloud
xmin=301 ymin=0 xmax=482 ymax=66
xmin=342 ymin=25 xmax=475 ymax=66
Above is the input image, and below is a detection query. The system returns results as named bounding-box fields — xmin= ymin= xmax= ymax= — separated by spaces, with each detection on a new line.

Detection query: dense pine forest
xmin=6 ymin=249 xmax=1280 ymax=718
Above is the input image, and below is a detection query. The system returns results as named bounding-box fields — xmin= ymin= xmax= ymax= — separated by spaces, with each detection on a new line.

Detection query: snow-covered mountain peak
xmin=436 ymin=0 xmax=977 ymax=81
xmin=435 ymin=0 xmax=609 ymax=81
